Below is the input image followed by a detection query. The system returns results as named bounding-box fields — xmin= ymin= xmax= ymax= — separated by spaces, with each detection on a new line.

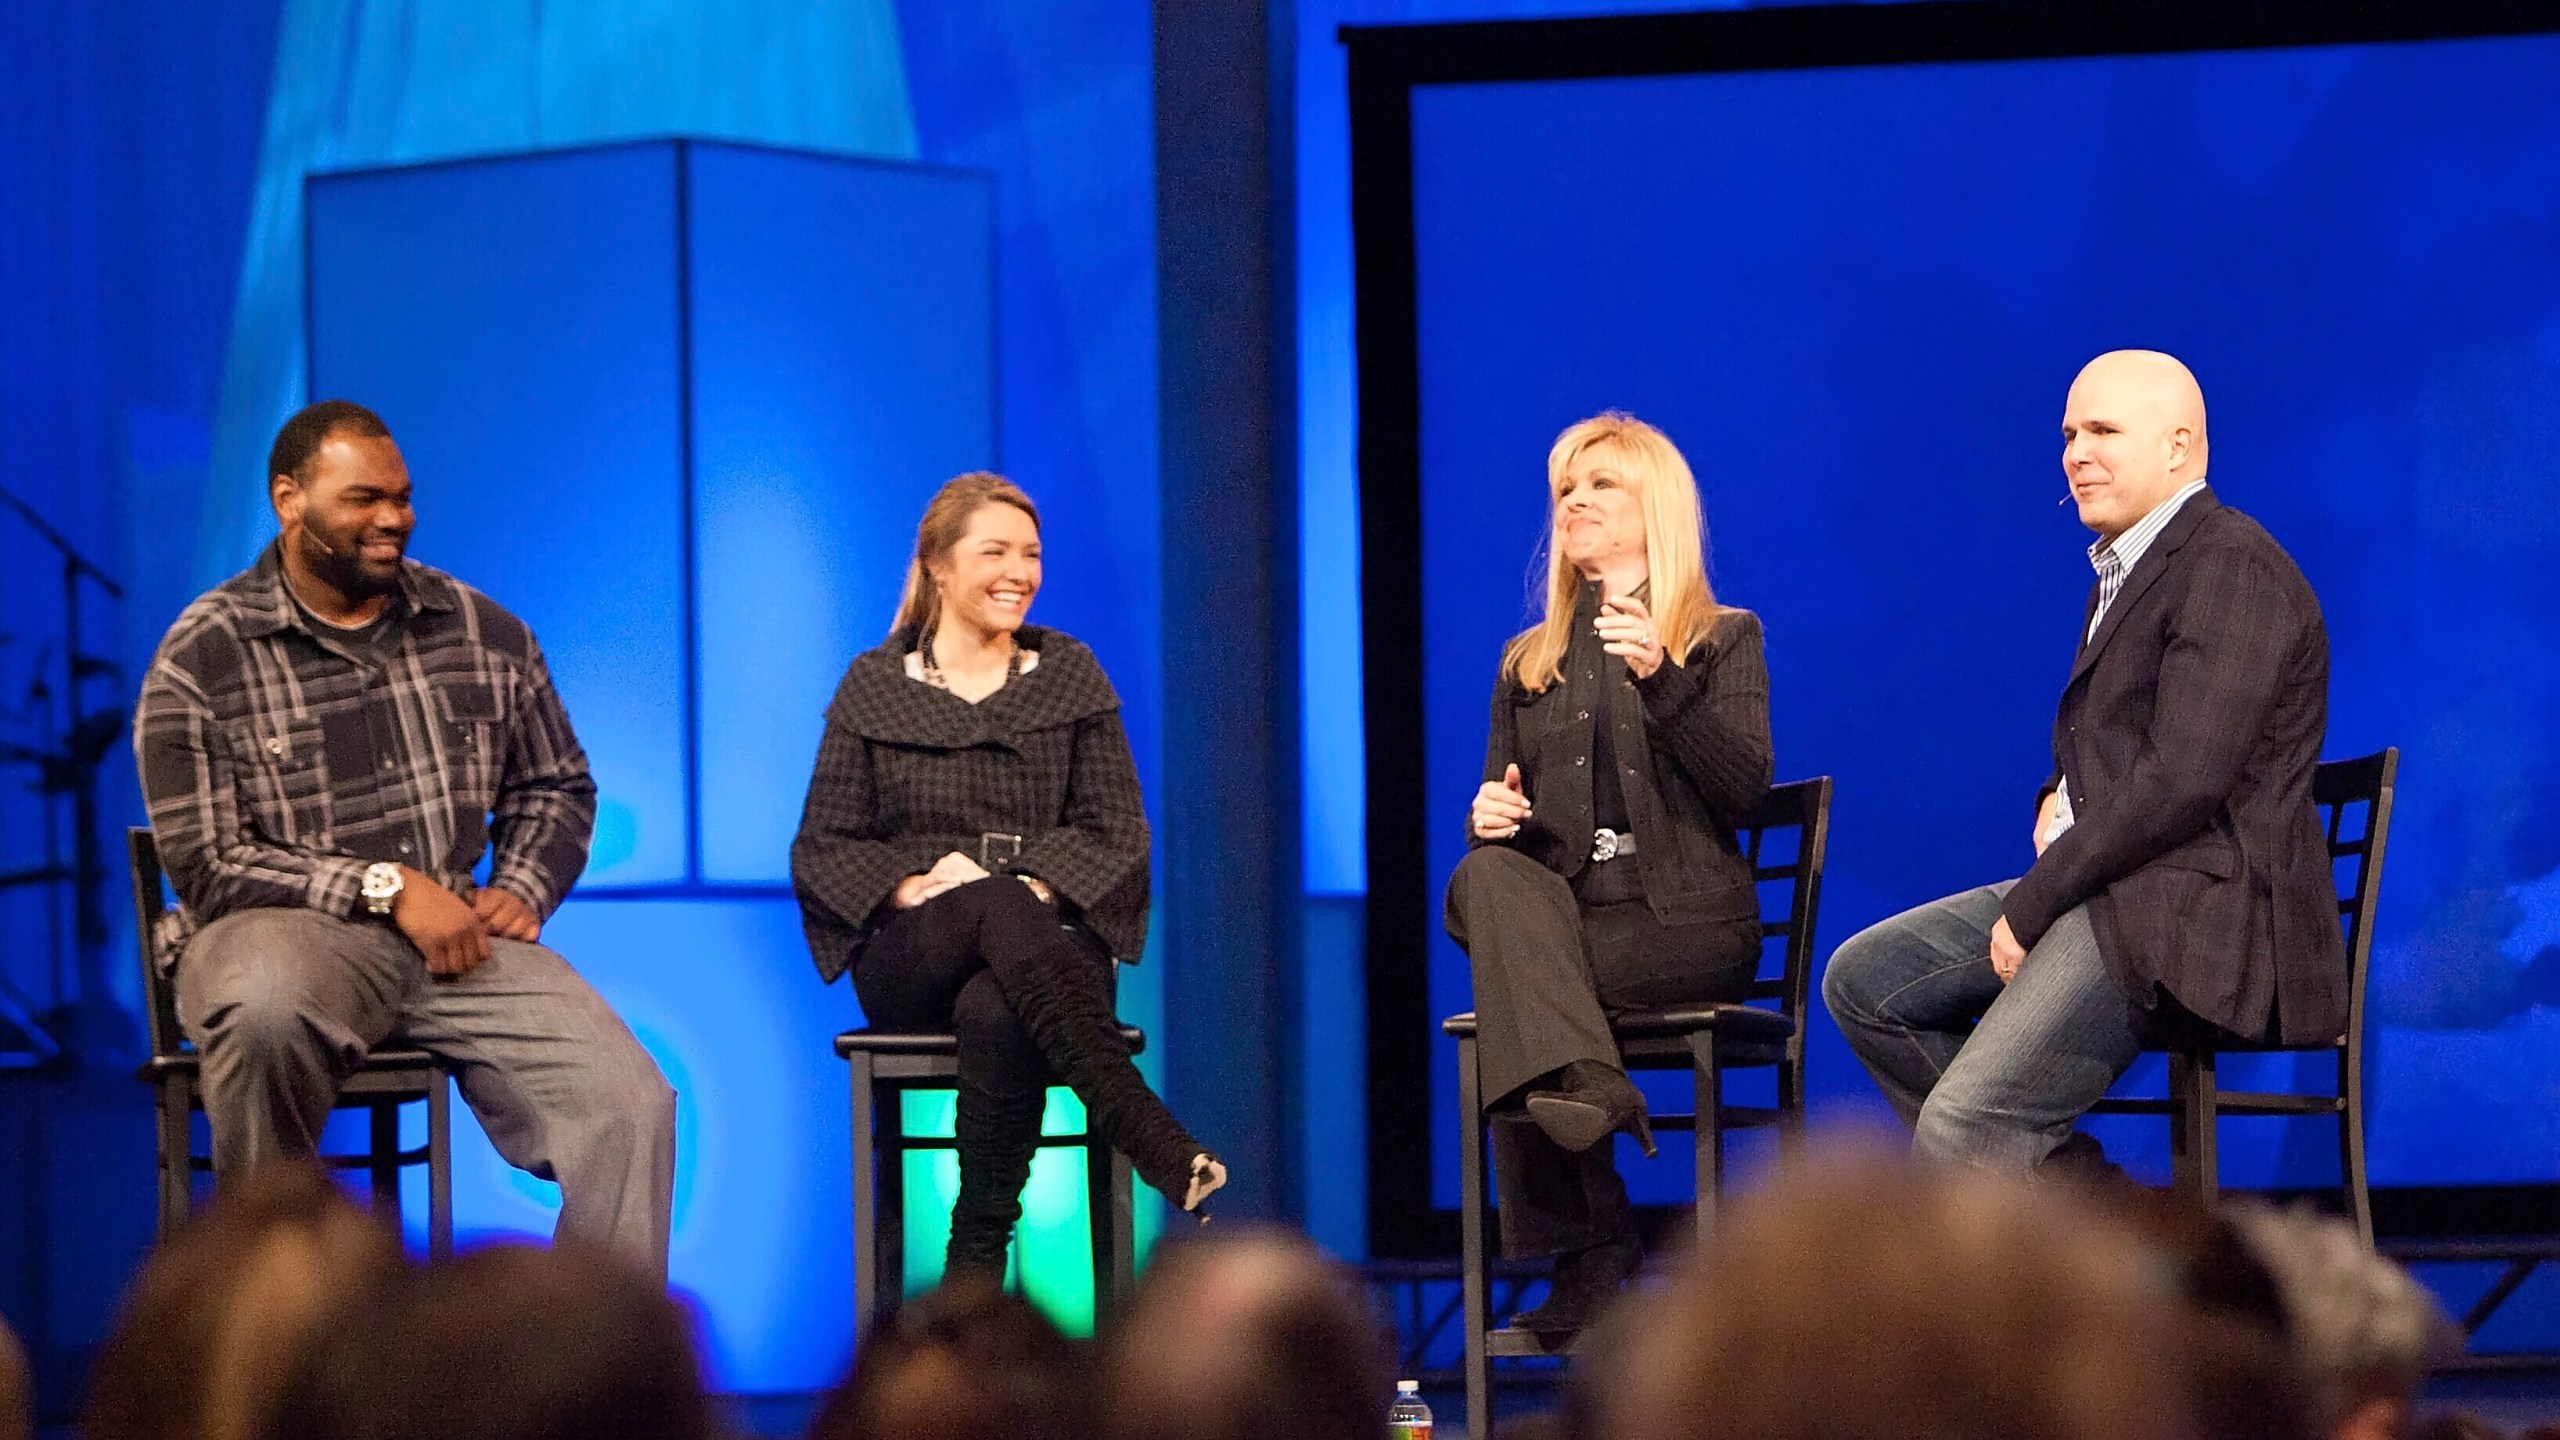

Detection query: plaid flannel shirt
xmin=134 ymin=543 xmax=595 ymax=956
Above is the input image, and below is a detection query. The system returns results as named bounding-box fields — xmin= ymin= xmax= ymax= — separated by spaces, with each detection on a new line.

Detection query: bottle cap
xmin=1397 ymin=1381 xmax=1420 ymax=1394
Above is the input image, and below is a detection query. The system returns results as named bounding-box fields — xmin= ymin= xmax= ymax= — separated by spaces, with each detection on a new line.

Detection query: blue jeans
xmin=1820 ymin=881 xmax=2142 ymax=1171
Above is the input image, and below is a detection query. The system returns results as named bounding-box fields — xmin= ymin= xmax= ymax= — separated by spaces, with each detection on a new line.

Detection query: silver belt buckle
xmin=1591 ymin=828 xmax=1623 ymax=863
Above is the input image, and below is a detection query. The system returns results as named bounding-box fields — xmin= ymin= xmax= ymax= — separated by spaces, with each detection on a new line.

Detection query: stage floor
xmin=700 ymin=1372 xmax=2560 ymax=1439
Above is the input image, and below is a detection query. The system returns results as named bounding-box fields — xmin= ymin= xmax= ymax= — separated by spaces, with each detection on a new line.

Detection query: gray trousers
xmin=1445 ymin=846 xmax=1759 ymax=1258
xmin=1820 ymin=880 xmax=2143 ymax=1171
xmin=174 ymin=906 xmax=676 ymax=1279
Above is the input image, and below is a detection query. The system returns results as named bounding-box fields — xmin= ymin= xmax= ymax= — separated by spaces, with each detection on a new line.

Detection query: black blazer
xmin=2003 ymin=488 xmax=2346 ymax=1045
xmin=1474 ymin=590 xmax=1774 ymax=930
xmin=790 ymin=626 xmax=1150 ymax=982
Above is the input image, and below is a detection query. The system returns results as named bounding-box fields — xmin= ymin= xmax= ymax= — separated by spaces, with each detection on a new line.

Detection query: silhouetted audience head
xmin=2228 ymin=1203 xmax=2461 ymax=1440
xmin=2089 ymin=1188 xmax=2314 ymax=1440
xmin=84 ymin=1164 xmax=404 ymax=1440
xmin=1103 ymin=1228 xmax=1393 ymax=1440
xmin=809 ymin=1276 xmax=1094 ymax=1440
xmin=1598 ymin=1154 xmax=2191 ymax=1440
xmin=1 ymin=1312 xmax=31 ymax=1440
xmin=273 ymin=1242 xmax=709 ymax=1440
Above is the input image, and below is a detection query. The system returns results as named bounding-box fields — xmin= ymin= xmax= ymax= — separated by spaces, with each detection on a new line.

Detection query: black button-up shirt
xmin=135 ymin=542 xmax=596 ymax=955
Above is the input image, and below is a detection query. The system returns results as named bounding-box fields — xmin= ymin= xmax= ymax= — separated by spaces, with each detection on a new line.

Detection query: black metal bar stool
xmin=129 ymin=828 xmax=453 ymax=1256
xmin=1443 ymin=775 xmax=1833 ymax=1433
xmin=2089 ymin=748 xmax=2398 ymax=1245
xmin=837 ymin=1019 xmax=1142 ymax=1325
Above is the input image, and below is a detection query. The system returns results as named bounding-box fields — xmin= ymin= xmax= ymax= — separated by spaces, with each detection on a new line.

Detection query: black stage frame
xmin=1346 ymin=0 xmax=2560 ymax=1259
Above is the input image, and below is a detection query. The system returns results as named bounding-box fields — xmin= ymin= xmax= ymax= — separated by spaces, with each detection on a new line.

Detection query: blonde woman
xmin=1444 ymin=412 xmax=1773 ymax=1335
xmin=792 ymin=473 xmax=1224 ymax=1284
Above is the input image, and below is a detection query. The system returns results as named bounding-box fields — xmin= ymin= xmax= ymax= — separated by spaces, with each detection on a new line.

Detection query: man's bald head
xmin=2062 ymin=350 xmax=2209 ymax=539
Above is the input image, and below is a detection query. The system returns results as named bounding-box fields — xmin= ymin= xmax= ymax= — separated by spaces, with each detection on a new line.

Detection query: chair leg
xmin=1109 ymin=1148 xmax=1136 ymax=1313
xmin=1457 ymin=1032 xmax=1490 ymax=1440
xmin=2168 ymin=1051 xmax=2220 ymax=1208
xmin=851 ymin=1053 xmax=879 ymax=1325
xmin=1777 ymin=1052 xmax=1807 ymax=1167
xmin=1085 ymin=1119 xmax=1114 ymax=1318
xmin=1690 ymin=1033 xmax=1723 ymax=1248
xmin=158 ymin=1081 xmax=194 ymax=1237
xmin=427 ymin=1068 xmax=453 ymax=1262
xmin=2339 ymin=1047 xmax=2372 ymax=1248
xmin=369 ymin=1102 xmax=403 ymax=1232
xmin=881 ymin=1086 xmax=909 ymax=1300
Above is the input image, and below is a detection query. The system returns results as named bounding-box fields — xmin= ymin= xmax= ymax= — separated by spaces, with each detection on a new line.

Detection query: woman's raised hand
xmin=1472 ymin=763 xmax=1532 ymax=840
xmin=1595 ymin=593 xmax=1665 ymax=679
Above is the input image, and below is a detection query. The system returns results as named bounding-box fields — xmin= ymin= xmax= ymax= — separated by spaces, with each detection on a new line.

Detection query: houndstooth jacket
xmin=790 ymin=626 xmax=1150 ymax=982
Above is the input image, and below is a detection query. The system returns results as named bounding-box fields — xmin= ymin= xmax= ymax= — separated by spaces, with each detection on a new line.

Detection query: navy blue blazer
xmin=2003 ymin=488 xmax=2347 ymax=1045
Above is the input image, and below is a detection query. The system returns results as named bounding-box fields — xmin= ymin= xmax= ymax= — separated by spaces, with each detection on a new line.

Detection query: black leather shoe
xmin=2037 ymin=1131 xmax=2131 ymax=1187
xmin=1523 ymin=1063 xmax=1656 ymax=1159
xmin=1508 ymin=1232 xmax=1642 ymax=1336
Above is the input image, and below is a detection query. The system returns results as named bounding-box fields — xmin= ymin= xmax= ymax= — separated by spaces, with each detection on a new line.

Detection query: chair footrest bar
xmin=852 ymin=1132 xmax=1108 ymax=1152
xmin=2088 ymin=1093 xmax=2342 ymax=1117
xmin=1487 ymin=1327 xmax=1581 ymax=1359
xmin=839 ymin=1025 xmax=1145 ymax=1059
xmin=189 ymin=1147 xmax=439 ymax=1174
xmin=2086 ymin=1097 xmax=2174 ymax=1115
xmin=1647 ymin=1106 xmax=1783 ymax=1134
xmin=2206 ymin=1092 xmax=2345 ymax=1116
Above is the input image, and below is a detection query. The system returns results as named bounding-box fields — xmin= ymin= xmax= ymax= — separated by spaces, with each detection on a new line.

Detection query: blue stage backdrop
xmin=1402 ymin=31 xmax=2560 ymax=1206
xmin=308 ymin=139 xmax=997 ymax=1388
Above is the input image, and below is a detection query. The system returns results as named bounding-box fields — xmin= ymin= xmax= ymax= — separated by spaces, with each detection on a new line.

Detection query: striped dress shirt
xmin=2047 ymin=478 xmax=2211 ymax=841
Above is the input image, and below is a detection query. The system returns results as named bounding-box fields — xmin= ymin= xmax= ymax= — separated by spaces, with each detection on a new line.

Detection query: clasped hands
xmin=893 ymin=852 xmax=1055 ymax=910
xmin=390 ymin=866 xmax=540 ymax=978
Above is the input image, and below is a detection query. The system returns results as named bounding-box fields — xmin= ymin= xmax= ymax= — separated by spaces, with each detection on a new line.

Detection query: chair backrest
xmin=127 ymin=827 xmax=185 ymax=1061
xmin=2313 ymin=749 xmax=2397 ymax=1048
xmin=1740 ymin=777 xmax=1834 ymax=1062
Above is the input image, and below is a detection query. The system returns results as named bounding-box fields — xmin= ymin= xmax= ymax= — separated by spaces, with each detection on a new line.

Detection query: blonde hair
xmin=1501 ymin=411 xmax=1721 ymax=692
xmin=891 ymin=472 xmax=1042 ymax=639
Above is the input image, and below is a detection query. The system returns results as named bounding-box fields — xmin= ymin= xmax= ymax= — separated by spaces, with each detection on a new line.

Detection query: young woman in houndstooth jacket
xmin=792 ymin=473 xmax=1224 ymax=1280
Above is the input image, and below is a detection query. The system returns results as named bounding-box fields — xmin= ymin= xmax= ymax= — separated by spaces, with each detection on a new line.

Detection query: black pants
xmin=1445 ymin=845 xmax=1759 ymax=1258
xmin=854 ymin=878 xmax=1147 ymax=1278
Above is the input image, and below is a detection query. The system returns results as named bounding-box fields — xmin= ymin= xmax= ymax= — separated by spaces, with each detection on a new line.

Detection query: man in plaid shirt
xmin=134 ymin=400 xmax=673 ymax=1275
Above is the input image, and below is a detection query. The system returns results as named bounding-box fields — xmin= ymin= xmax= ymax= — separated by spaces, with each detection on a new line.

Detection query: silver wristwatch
xmin=361 ymin=862 xmax=405 ymax=917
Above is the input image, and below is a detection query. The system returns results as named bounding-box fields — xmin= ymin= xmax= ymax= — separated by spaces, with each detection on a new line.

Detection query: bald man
xmin=1823 ymin=351 xmax=2346 ymax=1170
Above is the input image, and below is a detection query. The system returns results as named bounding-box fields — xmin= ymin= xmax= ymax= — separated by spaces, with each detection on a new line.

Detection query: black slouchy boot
xmin=944 ymin=1078 xmax=1045 ymax=1279
xmin=971 ymin=888 xmax=1221 ymax=1213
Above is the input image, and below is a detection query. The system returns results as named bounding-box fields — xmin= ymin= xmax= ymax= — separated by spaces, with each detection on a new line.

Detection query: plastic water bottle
xmin=1389 ymin=1380 xmax=1433 ymax=1439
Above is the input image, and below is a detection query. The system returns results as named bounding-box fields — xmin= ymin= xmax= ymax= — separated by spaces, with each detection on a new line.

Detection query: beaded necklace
xmin=920 ymin=629 xmax=1023 ymax=691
